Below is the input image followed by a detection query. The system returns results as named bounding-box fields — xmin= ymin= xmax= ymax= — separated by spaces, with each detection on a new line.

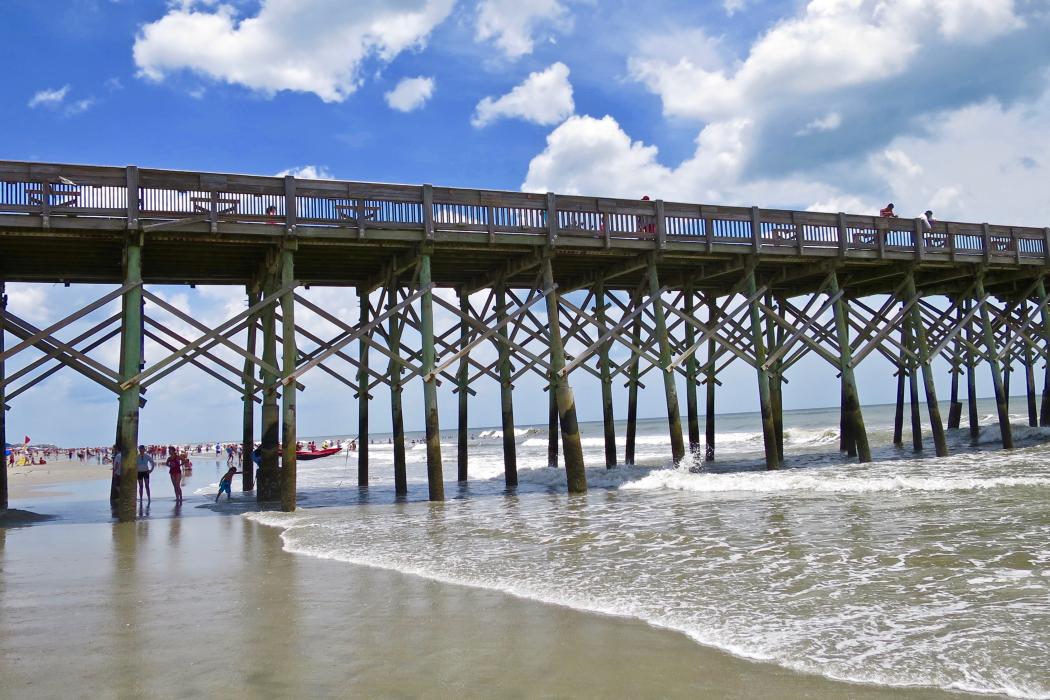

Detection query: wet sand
xmin=5 ymin=457 xmax=111 ymax=499
xmin=1 ymin=481 xmax=971 ymax=699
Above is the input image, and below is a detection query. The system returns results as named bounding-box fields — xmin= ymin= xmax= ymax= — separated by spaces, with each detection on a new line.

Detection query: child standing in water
xmin=215 ymin=466 xmax=240 ymax=502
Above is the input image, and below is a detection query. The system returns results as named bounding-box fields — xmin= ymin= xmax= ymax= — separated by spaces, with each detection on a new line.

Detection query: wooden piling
xmin=647 ymin=256 xmax=686 ymax=465
xmin=893 ymin=358 xmax=905 ymax=447
xmin=829 ymin=274 xmax=870 ymax=462
xmin=0 ymin=282 xmax=6 ymax=513
xmin=542 ymin=259 xmax=586 ymax=492
xmin=547 ymin=374 xmax=559 ymax=468
xmin=279 ymin=245 xmax=297 ymax=512
xmin=904 ymin=274 xmax=948 ymax=456
xmin=947 ymin=304 xmax=963 ymax=429
xmin=258 ymin=266 xmax=280 ymax=502
xmin=746 ymin=269 xmax=780 ymax=470
xmin=495 ymin=285 xmax=517 ymax=485
xmin=457 ymin=290 xmax=470 ymax=482
xmin=965 ymin=299 xmax=980 ymax=440
xmin=357 ymin=288 xmax=369 ymax=485
xmin=1036 ymin=280 xmax=1050 ymax=427
xmin=241 ymin=287 xmax=259 ymax=492
xmin=116 ymin=234 xmax=144 ymax=521
xmin=419 ymin=253 xmax=444 ymax=501
xmin=387 ymin=283 xmax=408 ymax=495
xmin=975 ymin=276 xmax=1013 ymax=449
xmin=1024 ymin=342 xmax=1038 ymax=427
xmin=904 ymin=319 xmax=923 ymax=451
xmin=764 ymin=293 xmax=785 ymax=461
xmin=594 ymin=282 xmax=618 ymax=468
xmin=684 ymin=286 xmax=701 ymax=459
xmin=705 ymin=298 xmax=716 ymax=462
xmin=626 ymin=309 xmax=641 ymax=466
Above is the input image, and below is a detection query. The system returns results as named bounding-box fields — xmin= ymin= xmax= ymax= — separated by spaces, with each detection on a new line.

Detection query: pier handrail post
xmin=546 ymin=192 xmax=558 ymax=246
xmin=974 ymin=272 xmax=1013 ymax=448
xmin=126 ymin=165 xmax=139 ymax=231
xmin=750 ymin=207 xmax=762 ymax=254
xmin=495 ymin=283 xmax=518 ymax=485
xmin=655 ymin=200 xmax=667 ymax=250
xmin=280 ymin=241 xmax=297 ymax=511
xmin=543 ymin=257 xmax=587 ymax=492
xmin=745 ymin=266 xmax=780 ymax=469
xmin=419 ymin=252 xmax=444 ymax=501
xmin=903 ymin=272 xmax=949 ymax=456
xmin=116 ymin=231 xmax=144 ymax=521
xmin=837 ymin=212 xmax=847 ymax=256
xmin=357 ymin=287 xmax=369 ymax=485
xmin=594 ymin=280 xmax=618 ymax=468
xmin=829 ymin=272 xmax=871 ymax=462
xmin=646 ymin=254 xmax=686 ymax=465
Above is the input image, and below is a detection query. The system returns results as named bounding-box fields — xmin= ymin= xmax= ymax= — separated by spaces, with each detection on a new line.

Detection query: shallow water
xmin=244 ymin=396 xmax=1050 ymax=699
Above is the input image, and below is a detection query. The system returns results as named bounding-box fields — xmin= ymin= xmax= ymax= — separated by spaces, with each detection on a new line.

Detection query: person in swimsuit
xmin=215 ymin=466 xmax=240 ymax=502
xmin=136 ymin=444 xmax=156 ymax=503
xmin=165 ymin=445 xmax=184 ymax=503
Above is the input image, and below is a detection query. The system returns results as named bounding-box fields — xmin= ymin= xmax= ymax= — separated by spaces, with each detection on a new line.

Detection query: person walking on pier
xmin=165 ymin=446 xmax=185 ymax=503
xmin=136 ymin=444 xmax=156 ymax=504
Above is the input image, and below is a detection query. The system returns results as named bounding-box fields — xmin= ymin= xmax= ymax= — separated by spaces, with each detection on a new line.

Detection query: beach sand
xmin=5 ymin=457 xmax=111 ymax=499
xmin=1 ymin=474 xmax=969 ymax=699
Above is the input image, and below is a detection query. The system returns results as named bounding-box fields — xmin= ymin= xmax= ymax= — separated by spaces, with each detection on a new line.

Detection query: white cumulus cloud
xmin=473 ymin=62 xmax=574 ymax=128
xmin=476 ymin=0 xmax=571 ymax=59
xmin=133 ymin=0 xmax=455 ymax=102
xmin=385 ymin=76 xmax=435 ymax=112
xmin=276 ymin=165 xmax=334 ymax=180
xmin=28 ymin=85 xmax=70 ymax=108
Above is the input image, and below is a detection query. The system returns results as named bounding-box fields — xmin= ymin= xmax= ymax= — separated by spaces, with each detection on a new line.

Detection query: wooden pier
xmin=2 ymin=160 xmax=1049 ymax=520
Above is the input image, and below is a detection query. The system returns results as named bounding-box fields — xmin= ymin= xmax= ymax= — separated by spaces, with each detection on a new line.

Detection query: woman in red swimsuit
xmin=165 ymin=446 xmax=184 ymax=503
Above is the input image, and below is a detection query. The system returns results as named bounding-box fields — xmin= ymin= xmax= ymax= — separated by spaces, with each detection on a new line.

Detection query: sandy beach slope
xmin=0 ymin=474 xmax=970 ymax=699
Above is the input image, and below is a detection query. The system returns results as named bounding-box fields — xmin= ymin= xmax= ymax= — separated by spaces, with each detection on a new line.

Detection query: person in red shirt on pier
xmin=879 ymin=203 xmax=897 ymax=218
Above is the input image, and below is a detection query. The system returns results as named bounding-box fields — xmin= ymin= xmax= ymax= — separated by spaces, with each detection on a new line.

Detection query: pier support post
xmin=625 ymin=305 xmax=641 ymax=466
xmin=765 ymin=294 xmax=785 ymax=461
xmin=419 ymin=253 xmax=444 ymax=501
xmin=684 ymin=286 xmax=701 ymax=460
xmin=1036 ymin=280 xmax=1050 ymax=427
xmin=746 ymin=269 xmax=780 ymax=470
xmin=975 ymin=276 xmax=1013 ymax=449
xmin=893 ymin=356 xmax=905 ymax=447
xmin=904 ymin=274 xmax=948 ymax=456
xmin=547 ymin=373 xmax=558 ymax=468
xmin=1024 ymin=342 xmax=1038 ymax=427
xmin=965 ymin=299 xmax=980 ymax=441
xmin=595 ymin=282 xmax=618 ymax=468
xmin=903 ymin=306 xmax=923 ymax=451
xmin=496 ymin=285 xmax=517 ymax=486
xmin=279 ymin=244 xmax=297 ymax=512
xmin=828 ymin=274 xmax=871 ymax=462
xmin=241 ymin=286 xmax=259 ymax=492
xmin=387 ymin=283 xmax=407 ymax=496
xmin=947 ymin=300 xmax=963 ymax=430
xmin=705 ymin=298 xmax=716 ymax=461
xmin=0 ymin=282 xmax=6 ymax=513
xmin=647 ymin=255 xmax=686 ymax=465
xmin=258 ymin=264 xmax=280 ymax=501
xmin=116 ymin=234 xmax=144 ymax=521
xmin=457 ymin=290 xmax=470 ymax=482
xmin=357 ymin=288 xmax=369 ymax=485
xmin=542 ymin=258 xmax=586 ymax=492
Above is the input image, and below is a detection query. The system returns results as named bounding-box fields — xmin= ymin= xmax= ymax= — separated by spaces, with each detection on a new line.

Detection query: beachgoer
xmin=638 ymin=195 xmax=656 ymax=234
xmin=165 ymin=446 xmax=184 ymax=503
xmin=921 ymin=209 xmax=935 ymax=232
xmin=136 ymin=444 xmax=156 ymax=503
xmin=879 ymin=203 xmax=897 ymax=218
xmin=109 ymin=443 xmax=122 ymax=505
xmin=215 ymin=466 xmax=240 ymax=502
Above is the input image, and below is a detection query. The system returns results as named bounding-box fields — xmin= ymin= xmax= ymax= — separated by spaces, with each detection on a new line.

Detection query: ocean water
xmin=243 ymin=397 xmax=1050 ymax=698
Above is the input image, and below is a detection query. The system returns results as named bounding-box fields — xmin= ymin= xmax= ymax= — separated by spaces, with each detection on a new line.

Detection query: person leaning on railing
xmin=879 ymin=203 xmax=897 ymax=217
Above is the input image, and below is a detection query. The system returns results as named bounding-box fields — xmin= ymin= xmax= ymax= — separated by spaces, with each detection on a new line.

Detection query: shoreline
xmin=1 ymin=472 xmax=973 ymax=699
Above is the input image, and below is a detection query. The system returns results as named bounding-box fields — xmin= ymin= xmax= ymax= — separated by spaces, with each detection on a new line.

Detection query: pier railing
xmin=1 ymin=160 xmax=1048 ymax=263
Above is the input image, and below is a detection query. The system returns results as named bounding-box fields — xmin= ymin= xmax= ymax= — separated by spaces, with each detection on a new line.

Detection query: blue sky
xmin=3 ymin=0 xmax=1050 ymax=445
